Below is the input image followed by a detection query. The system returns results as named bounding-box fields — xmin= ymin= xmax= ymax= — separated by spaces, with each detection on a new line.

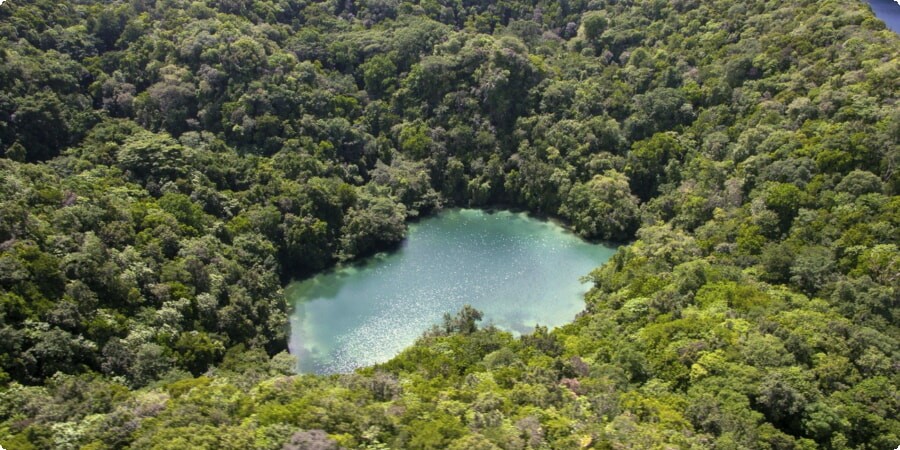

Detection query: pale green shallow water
xmin=287 ymin=209 xmax=617 ymax=374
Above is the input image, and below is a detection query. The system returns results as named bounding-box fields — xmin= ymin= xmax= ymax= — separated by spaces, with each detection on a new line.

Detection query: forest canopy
xmin=0 ymin=0 xmax=897 ymax=448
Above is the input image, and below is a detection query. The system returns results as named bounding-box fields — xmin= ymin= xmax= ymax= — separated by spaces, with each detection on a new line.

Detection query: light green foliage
xmin=559 ymin=170 xmax=640 ymax=241
xmin=0 ymin=0 xmax=897 ymax=448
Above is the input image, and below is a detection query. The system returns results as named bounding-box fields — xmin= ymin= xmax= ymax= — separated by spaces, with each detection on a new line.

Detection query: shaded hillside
xmin=0 ymin=0 xmax=897 ymax=448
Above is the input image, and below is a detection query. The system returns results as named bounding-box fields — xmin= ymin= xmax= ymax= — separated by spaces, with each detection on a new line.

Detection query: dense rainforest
xmin=0 ymin=0 xmax=897 ymax=448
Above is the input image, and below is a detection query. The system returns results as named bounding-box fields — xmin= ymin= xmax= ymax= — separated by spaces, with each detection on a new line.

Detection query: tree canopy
xmin=0 ymin=0 xmax=897 ymax=448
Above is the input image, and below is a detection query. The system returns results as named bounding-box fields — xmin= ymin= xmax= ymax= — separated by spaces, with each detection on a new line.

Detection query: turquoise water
xmin=287 ymin=209 xmax=617 ymax=374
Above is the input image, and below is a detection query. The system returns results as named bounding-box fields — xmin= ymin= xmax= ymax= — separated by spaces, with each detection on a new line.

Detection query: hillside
xmin=0 ymin=0 xmax=897 ymax=448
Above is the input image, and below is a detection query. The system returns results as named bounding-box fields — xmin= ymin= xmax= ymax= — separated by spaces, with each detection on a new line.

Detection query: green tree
xmin=559 ymin=170 xmax=640 ymax=240
xmin=361 ymin=54 xmax=398 ymax=98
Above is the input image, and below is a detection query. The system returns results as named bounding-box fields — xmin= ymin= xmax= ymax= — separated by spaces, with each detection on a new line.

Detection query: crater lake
xmin=287 ymin=209 xmax=617 ymax=374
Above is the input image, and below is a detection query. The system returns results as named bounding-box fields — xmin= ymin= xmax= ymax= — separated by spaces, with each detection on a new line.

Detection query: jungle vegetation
xmin=0 ymin=0 xmax=897 ymax=448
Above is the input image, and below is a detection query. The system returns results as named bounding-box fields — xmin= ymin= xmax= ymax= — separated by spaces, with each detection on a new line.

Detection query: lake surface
xmin=867 ymin=0 xmax=900 ymax=33
xmin=287 ymin=209 xmax=616 ymax=374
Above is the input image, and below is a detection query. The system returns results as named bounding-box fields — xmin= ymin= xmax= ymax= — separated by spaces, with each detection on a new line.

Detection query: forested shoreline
xmin=0 ymin=0 xmax=897 ymax=448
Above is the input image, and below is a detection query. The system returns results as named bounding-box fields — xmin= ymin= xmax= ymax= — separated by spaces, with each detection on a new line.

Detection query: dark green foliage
xmin=0 ymin=0 xmax=897 ymax=448
xmin=436 ymin=304 xmax=484 ymax=335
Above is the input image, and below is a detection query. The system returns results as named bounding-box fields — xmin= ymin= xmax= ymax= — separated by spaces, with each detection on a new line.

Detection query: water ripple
xmin=288 ymin=209 xmax=616 ymax=374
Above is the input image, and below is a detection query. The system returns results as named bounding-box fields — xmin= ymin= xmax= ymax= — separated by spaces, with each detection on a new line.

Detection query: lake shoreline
xmin=286 ymin=208 xmax=618 ymax=374
xmin=286 ymin=202 xmax=627 ymax=285
xmin=283 ymin=203 xmax=618 ymax=300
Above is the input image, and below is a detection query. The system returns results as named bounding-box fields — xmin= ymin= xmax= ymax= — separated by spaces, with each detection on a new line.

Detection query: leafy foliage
xmin=0 ymin=0 xmax=897 ymax=448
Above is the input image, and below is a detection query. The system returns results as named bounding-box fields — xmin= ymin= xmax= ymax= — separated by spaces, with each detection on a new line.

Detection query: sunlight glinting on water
xmin=288 ymin=209 xmax=617 ymax=374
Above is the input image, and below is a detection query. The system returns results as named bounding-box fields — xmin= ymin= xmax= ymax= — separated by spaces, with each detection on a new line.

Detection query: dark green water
xmin=287 ymin=209 xmax=616 ymax=374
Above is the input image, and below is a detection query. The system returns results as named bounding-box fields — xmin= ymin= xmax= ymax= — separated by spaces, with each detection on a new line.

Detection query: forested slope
xmin=0 ymin=0 xmax=897 ymax=448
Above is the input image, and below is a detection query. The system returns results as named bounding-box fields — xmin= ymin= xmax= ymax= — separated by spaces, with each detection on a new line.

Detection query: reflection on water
xmin=287 ymin=209 xmax=617 ymax=374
